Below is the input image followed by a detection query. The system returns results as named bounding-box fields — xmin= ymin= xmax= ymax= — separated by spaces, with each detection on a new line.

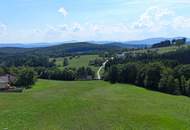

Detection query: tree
xmin=14 ymin=67 xmax=37 ymax=88
xmin=158 ymin=67 xmax=179 ymax=94
xmin=120 ymin=63 xmax=138 ymax=83
xmin=173 ymin=79 xmax=181 ymax=95
xmin=136 ymin=66 xmax=147 ymax=87
xmin=86 ymin=67 xmax=95 ymax=79
xmin=76 ymin=67 xmax=95 ymax=80
xmin=175 ymin=38 xmax=186 ymax=47
xmin=106 ymin=66 xmax=119 ymax=83
xmin=0 ymin=67 xmax=5 ymax=75
xmin=175 ymin=65 xmax=190 ymax=79
xmin=63 ymin=58 xmax=69 ymax=66
xmin=152 ymin=40 xmax=171 ymax=48
xmin=76 ymin=67 xmax=87 ymax=80
xmin=172 ymin=39 xmax=176 ymax=44
xmin=144 ymin=63 xmax=162 ymax=90
xmin=185 ymin=79 xmax=190 ymax=96
xmin=159 ymin=74 xmax=169 ymax=92
xmin=166 ymin=75 xmax=175 ymax=93
xmin=62 ymin=69 xmax=76 ymax=81
xmin=156 ymin=67 xmax=181 ymax=95
xmin=180 ymin=75 xmax=187 ymax=95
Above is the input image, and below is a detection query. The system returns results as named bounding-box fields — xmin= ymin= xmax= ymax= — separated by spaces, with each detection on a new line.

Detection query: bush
xmin=13 ymin=67 xmax=37 ymax=88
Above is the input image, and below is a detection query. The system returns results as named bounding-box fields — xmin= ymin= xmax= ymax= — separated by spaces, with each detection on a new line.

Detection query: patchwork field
xmin=0 ymin=80 xmax=190 ymax=129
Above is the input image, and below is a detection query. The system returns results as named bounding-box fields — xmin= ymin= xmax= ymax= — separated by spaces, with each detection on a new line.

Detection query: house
xmin=116 ymin=52 xmax=126 ymax=59
xmin=0 ymin=74 xmax=16 ymax=90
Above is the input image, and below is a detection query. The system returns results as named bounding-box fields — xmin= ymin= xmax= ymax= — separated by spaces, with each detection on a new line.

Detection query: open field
xmin=0 ymin=80 xmax=190 ymax=129
xmin=133 ymin=45 xmax=189 ymax=54
xmin=54 ymin=55 xmax=100 ymax=71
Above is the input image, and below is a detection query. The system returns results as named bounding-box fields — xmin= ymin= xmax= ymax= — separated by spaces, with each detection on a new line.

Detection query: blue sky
xmin=0 ymin=0 xmax=190 ymax=43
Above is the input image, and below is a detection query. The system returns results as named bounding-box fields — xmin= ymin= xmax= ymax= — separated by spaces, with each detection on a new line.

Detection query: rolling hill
xmin=1 ymin=37 xmax=189 ymax=48
xmin=0 ymin=42 xmax=121 ymax=57
xmin=107 ymin=42 xmax=149 ymax=48
xmin=0 ymin=37 xmax=189 ymax=57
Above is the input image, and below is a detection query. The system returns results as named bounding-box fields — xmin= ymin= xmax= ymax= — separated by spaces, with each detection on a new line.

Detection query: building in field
xmin=0 ymin=74 xmax=16 ymax=90
xmin=116 ymin=52 xmax=126 ymax=59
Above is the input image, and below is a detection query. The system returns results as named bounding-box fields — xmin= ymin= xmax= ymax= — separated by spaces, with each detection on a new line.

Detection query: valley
xmin=1 ymin=1 xmax=190 ymax=129
xmin=0 ymin=38 xmax=189 ymax=129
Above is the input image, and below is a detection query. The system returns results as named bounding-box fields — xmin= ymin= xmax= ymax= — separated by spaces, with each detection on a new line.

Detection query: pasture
xmin=133 ymin=45 xmax=188 ymax=54
xmin=0 ymin=80 xmax=190 ymax=129
xmin=54 ymin=55 xmax=100 ymax=71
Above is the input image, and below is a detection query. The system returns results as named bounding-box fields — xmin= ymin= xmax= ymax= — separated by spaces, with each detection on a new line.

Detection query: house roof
xmin=0 ymin=74 xmax=15 ymax=83
xmin=0 ymin=81 xmax=7 ymax=84
xmin=0 ymin=76 xmax=9 ymax=82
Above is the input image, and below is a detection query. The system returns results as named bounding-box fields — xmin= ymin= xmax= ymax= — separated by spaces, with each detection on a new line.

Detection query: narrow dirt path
xmin=97 ymin=60 xmax=109 ymax=80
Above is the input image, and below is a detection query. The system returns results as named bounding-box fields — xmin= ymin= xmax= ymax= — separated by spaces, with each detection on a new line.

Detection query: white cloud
xmin=168 ymin=0 xmax=190 ymax=4
xmin=2 ymin=4 xmax=190 ymax=43
xmin=38 ymin=23 xmax=133 ymax=41
xmin=151 ymin=0 xmax=190 ymax=5
xmin=36 ymin=8 xmax=190 ymax=42
xmin=72 ymin=23 xmax=82 ymax=32
xmin=0 ymin=23 xmax=7 ymax=36
xmin=133 ymin=6 xmax=174 ymax=32
xmin=58 ymin=7 xmax=68 ymax=17
xmin=58 ymin=24 xmax=68 ymax=31
xmin=172 ymin=16 xmax=190 ymax=29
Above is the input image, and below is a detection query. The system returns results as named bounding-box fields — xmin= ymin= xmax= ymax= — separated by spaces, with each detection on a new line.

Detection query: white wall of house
xmin=0 ymin=82 xmax=7 ymax=89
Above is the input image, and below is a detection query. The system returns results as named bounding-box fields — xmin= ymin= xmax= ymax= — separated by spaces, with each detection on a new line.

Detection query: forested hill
xmin=0 ymin=42 xmax=121 ymax=57
xmin=32 ymin=42 xmax=121 ymax=57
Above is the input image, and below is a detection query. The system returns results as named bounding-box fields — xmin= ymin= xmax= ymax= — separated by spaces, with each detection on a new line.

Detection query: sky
xmin=0 ymin=0 xmax=190 ymax=43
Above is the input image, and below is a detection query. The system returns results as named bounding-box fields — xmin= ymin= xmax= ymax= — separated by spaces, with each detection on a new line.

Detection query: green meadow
xmin=133 ymin=45 xmax=188 ymax=54
xmin=54 ymin=55 xmax=100 ymax=71
xmin=0 ymin=79 xmax=190 ymax=129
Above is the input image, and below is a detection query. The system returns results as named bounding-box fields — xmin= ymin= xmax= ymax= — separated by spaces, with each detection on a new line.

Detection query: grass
xmin=0 ymin=79 xmax=190 ymax=129
xmin=54 ymin=55 xmax=100 ymax=71
xmin=133 ymin=45 xmax=189 ymax=54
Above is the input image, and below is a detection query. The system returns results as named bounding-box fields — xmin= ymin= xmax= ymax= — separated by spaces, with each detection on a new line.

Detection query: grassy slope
xmin=0 ymin=80 xmax=190 ymax=129
xmin=134 ymin=45 xmax=189 ymax=54
xmin=55 ymin=55 xmax=100 ymax=71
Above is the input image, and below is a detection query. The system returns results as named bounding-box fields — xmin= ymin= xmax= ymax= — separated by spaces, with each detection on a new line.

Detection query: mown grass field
xmin=54 ymin=55 xmax=100 ymax=71
xmin=0 ymin=79 xmax=190 ymax=129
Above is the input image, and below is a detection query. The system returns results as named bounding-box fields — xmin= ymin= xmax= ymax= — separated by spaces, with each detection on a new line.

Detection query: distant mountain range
xmin=0 ymin=37 xmax=189 ymax=48
xmin=0 ymin=43 xmax=62 ymax=48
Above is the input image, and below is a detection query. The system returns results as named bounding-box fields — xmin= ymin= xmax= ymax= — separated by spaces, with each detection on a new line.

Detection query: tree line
xmin=36 ymin=67 xmax=95 ymax=81
xmin=0 ymin=55 xmax=55 ymax=67
xmin=152 ymin=38 xmax=186 ymax=48
xmin=104 ymin=44 xmax=190 ymax=96
xmin=114 ymin=46 xmax=190 ymax=65
xmin=89 ymin=58 xmax=105 ymax=67
xmin=104 ymin=60 xmax=190 ymax=96
xmin=0 ymin=65 xmax=95 ymax=89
